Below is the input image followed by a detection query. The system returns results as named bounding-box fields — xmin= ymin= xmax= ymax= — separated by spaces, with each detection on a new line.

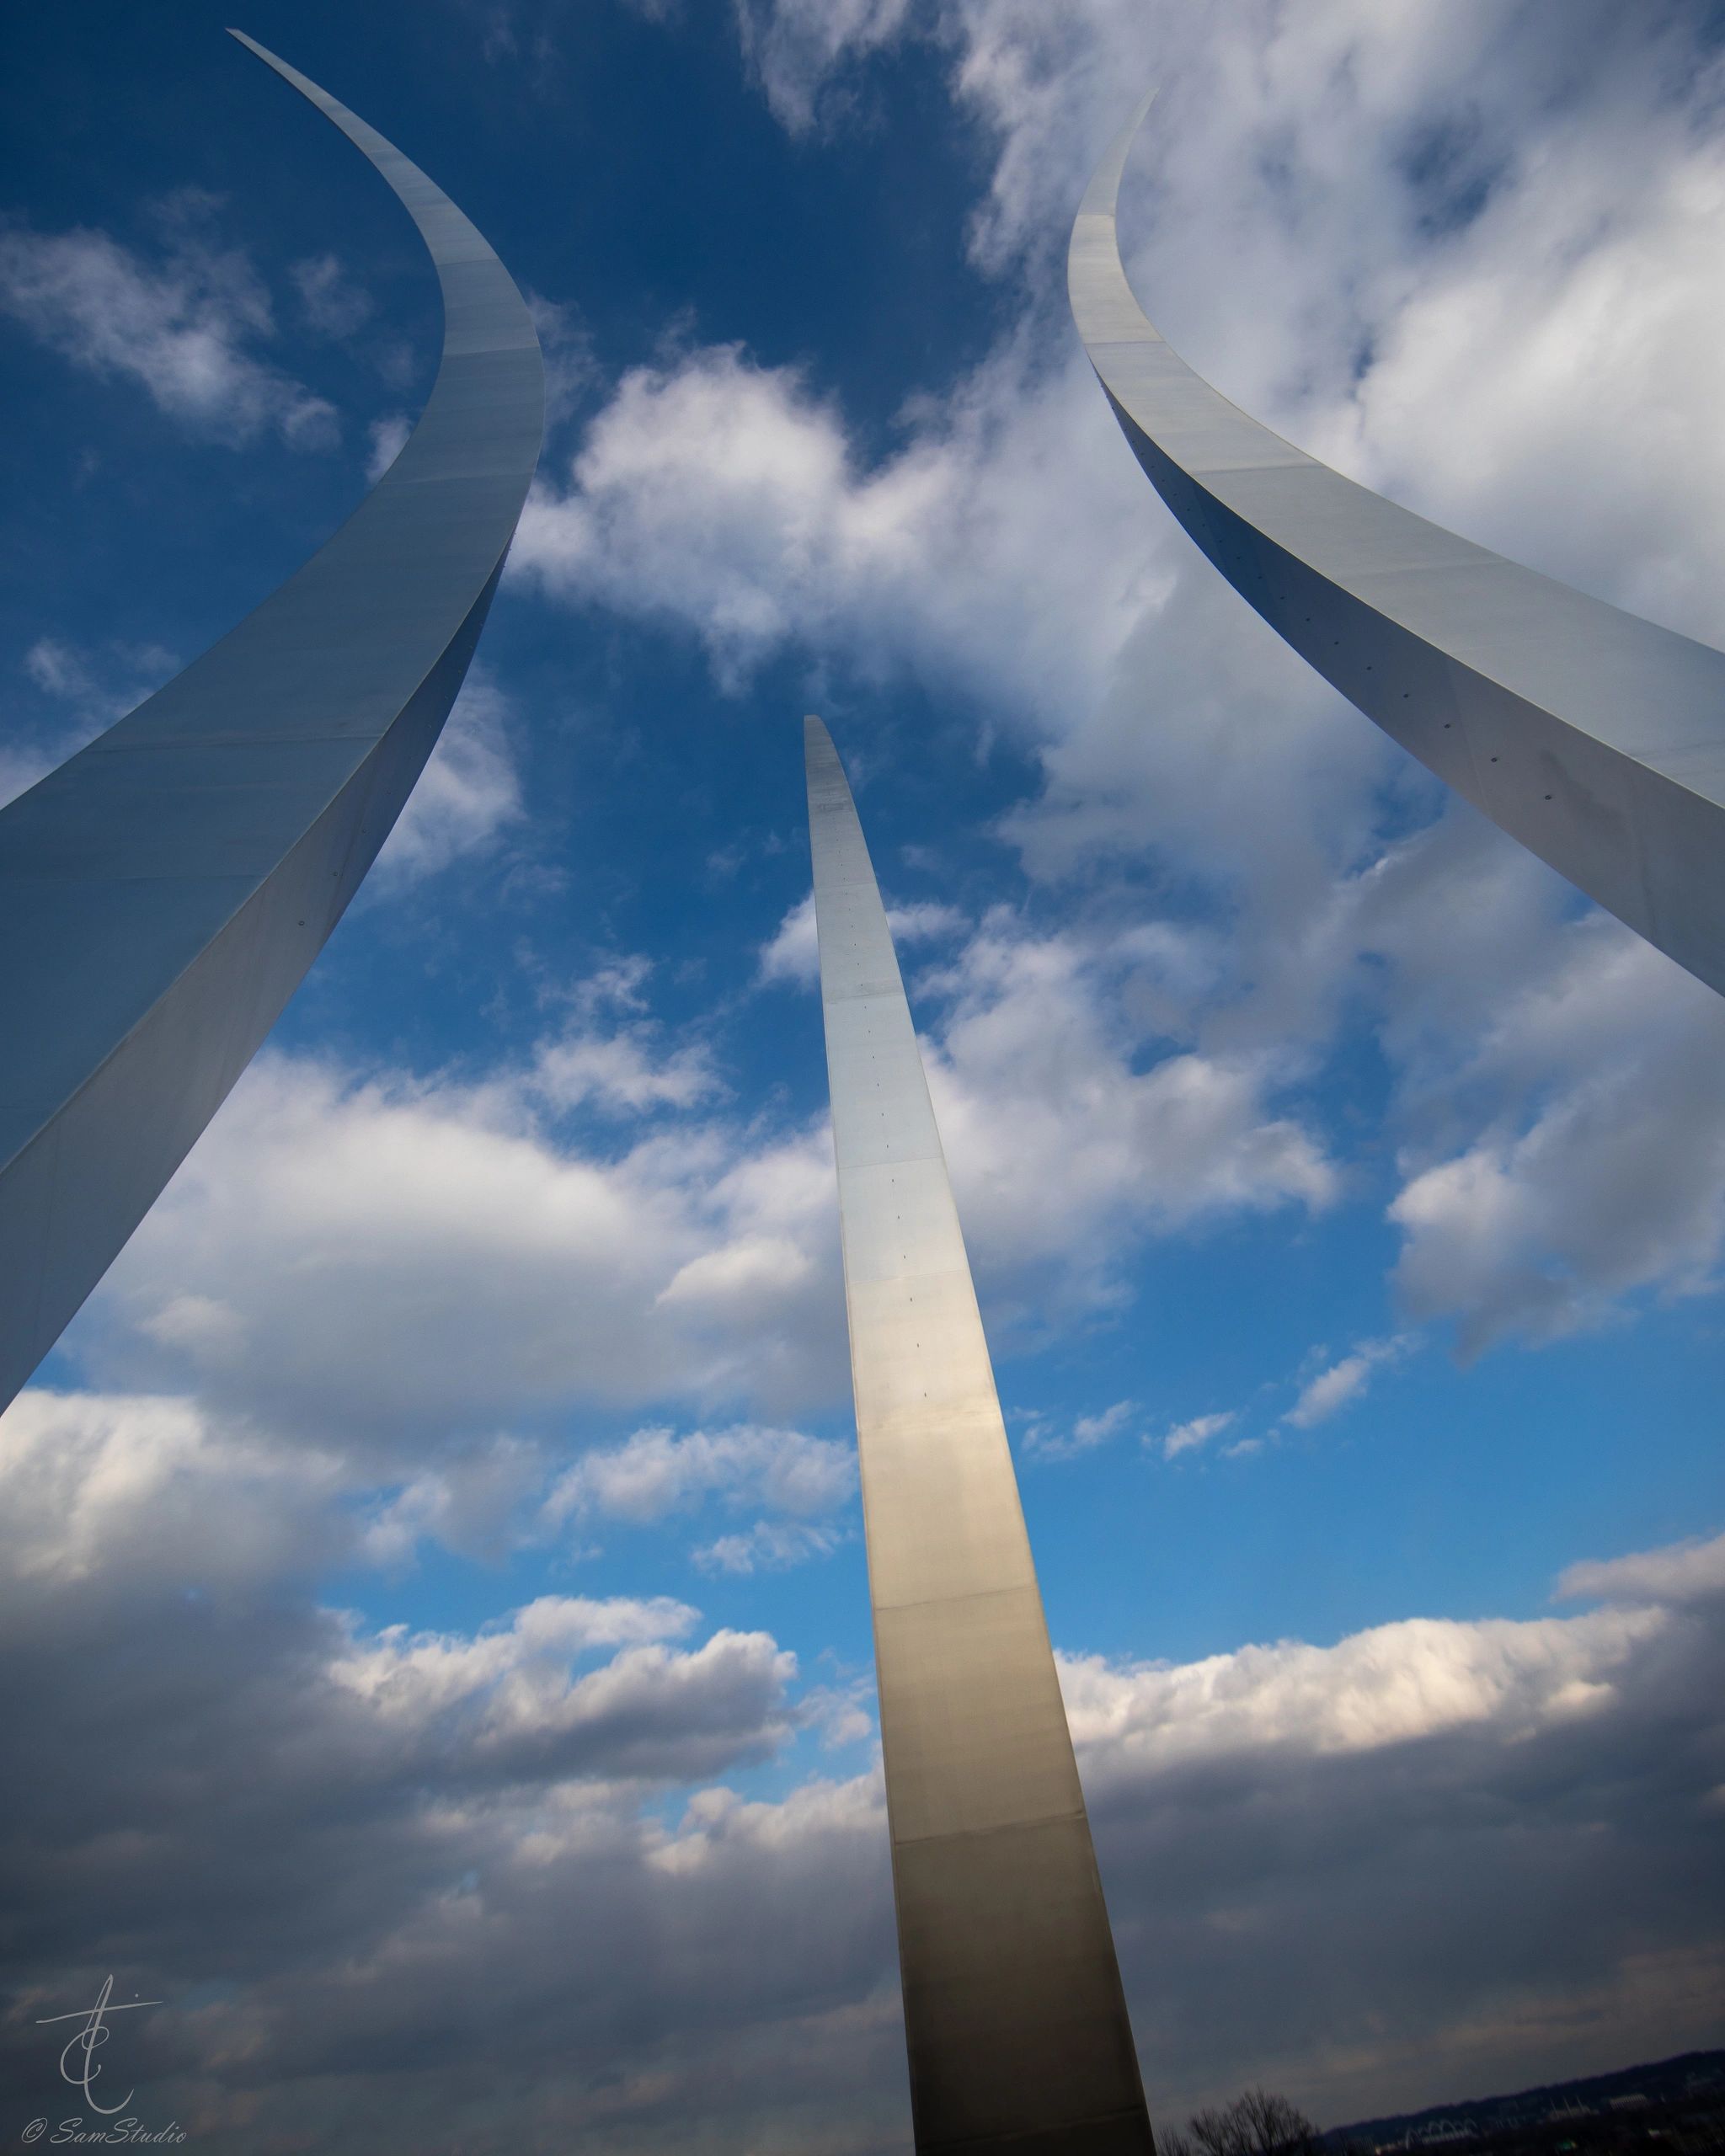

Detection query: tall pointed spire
xmin=804 ymin=715 xmax=1153 ymax=2155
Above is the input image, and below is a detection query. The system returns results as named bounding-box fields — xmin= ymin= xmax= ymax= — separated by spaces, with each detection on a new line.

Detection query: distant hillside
xmin=1327 ymin=2051 xmax=1725 ymax=2149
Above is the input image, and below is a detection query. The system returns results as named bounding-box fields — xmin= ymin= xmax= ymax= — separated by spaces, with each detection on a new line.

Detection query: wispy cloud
xmin=290 ymin=251 xmax=374 ymax=339
xmin=1284 ymin=1337 xmax=1412 ymax=1430
xmin=546 ymin=1422 xmax=855 ymax=1529
xmin=371 ymin=670 xmax=524 ymax=884
xmin=1026 ymin=1397 xmax=1137 ymax=1461
xmin=1161 ymin=1410 xmax=1236 ymax=1460
xmin=694 ymin=1518 xmax=847 ymax=1574
xmin=0 ymin=211 xmax=335 ymax=445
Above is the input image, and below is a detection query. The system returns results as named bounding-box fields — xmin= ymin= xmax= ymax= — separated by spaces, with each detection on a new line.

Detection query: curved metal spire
xmin=1071 ymin=95 xmax=1725 ymax=1001
xmin=0 ymin=35 xmax=543 ymax=1415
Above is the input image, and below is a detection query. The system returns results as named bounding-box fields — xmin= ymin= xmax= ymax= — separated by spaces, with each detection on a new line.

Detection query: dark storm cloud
xmin=2 ymin=1393 xmax=1721 ymax=2150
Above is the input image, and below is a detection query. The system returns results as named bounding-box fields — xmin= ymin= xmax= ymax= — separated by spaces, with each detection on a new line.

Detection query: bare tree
xmin=1161 ymin=2089 xmax=1324 ymax=2156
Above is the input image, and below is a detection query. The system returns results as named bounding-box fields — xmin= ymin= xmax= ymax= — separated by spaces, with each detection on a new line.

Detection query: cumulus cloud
xmin=531 ymin=1027 xmax=721 ymax=1117
xmin=328 ymin=1598 xmax=795 ymax=1787
xmin=0 ymin=1389 xmax=344 ymax=1602
xmin=0 ymin=212 xmax=336 ymax=445
xmin=510 ymin=336 xmax=1156 ymax=721
xmin=1317 ymin=38 xmax=1725 ymax=652
xmin=758 ymin=889 xmax=821 ymax=985
xmin=1386 ymin=921 xmax=1725 ymax=1354
xmin=919 ymin=910 xmax=1337 ymax=1299
xmin=3 ymin=1402 xmax=1722 ymax=2148
xmin=0 ymin=1382 xmax=889 ymax=2151
xmin=756 ymin=895 xmax=1341 ymax=1331
xmin=491 ymin=9 xmax=1725 ymax=1380
xmin=1062 ymin=1606 xmax=1652 ymax=1776
xmin=665 ymin=0 xmax=1725 ymax=1364
xmin=768 ymin=889 xmax=1343 ymax=1315
xmin=1058 ymin=1568 xmax=1725 ymax=2118
xmin=13 ymin=8 xmax=1725 ymax=2145
xmin=61 ymin=878 xmax=1365 ymax=1459
xmin=494 ymin=0 xmax=1725 ymax=1366
xmin=1557 ymin=1529 xmax=1725 ymax=1609
xmin=73 ymin=1040 xmax=844 ymax=1447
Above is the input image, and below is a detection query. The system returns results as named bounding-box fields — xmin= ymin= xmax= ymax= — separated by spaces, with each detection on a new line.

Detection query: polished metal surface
xmin=0 ymin=34 xmax=543 ymax=1415
xmin=1071 ymin=96 xmax=1725 ymax=1000
xmin=805 ymin=717 xmax=1152 ymax=2156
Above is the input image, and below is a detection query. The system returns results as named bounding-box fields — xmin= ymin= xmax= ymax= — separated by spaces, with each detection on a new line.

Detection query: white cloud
xmin=1162 ymin=1410 xmax=1235 ymax=1460
xmin=5 ymin=634 xmax=178 ymax=808
xmin=0 ymin=215 xmax=336 ymax=445
xmin=759 ymin=890 xmax=820 ymax=985
xmin=24 ymin=638 xmax=97 ymax=699
xmin=371 ymin=668 xmax=525 ymax=883
xmin=510 ymin=337 xmax=1156 ymax=723
xmin=1386 ymin=922 xmax=1725 ymax=1354
xmin=365 ymin=409 xmax=411 ymax=480
xmin=681 ymin=0 xmax=1725 ymax=1364
xmin=1557 ymin=1530 xmax=1725 ymax=1609
xmin=1025 ymin=1396 xmax=1136 ymax=1460
xmin=1060 ymin=1607 xmax=1657 ymax=1778
xmin=735 ymin=0 xmax=915 ymax=135
xmin=77 ymin=1041 xmax=845 ymax=1445
xmin=546 ymin=1422 xmax=855 ymax=1527
xmin=526 ymin=291 xmax=597 ymax=427
xmin=5 ymin=1475 xmax=1723 ymax=2143
xmin=1319 ymin=54 xmax=1725 ymax=652
xmin=137 ymin=1290 xmax=247 ymax=1361
xmin=656 ymin=1232 xmax=812 ymax=1310
xmin=1284 ymin=1337 xmax=1410 ymax=1430
xmin=759 ymin=889 xmax=967 ymax=989
xmin=889 ymin=899 xmax=967 ymax=946
xmin=531 ymin=1027 xmax=721 ymax=1118
xmin=322 ymin=1595 xmax=798 ymax=1785
xmin=334 ymin=1591 xmax=699 ymax=1707
xmin=291 ymin=252 xmax=373 ymax=339
xmin=1071 ymin=1398 xmax=1135 ymax=1447
xmin=69 ymin=899 xmax=1340 ymax=1453
xmin=693 ymin=1518 xmax=846 ymax=1574
xmin=357 ymin=1434 xmax=550 ymax=1568
xmin=22 ymin=635 xmax=176 ymax=712
xmin=0 ymin=1389 xmax=343 ymax=1597
xmin=920 ymin=911 xmax=1337 ymax=1291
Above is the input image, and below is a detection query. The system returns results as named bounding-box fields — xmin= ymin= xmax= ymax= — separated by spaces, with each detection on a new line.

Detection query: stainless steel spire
xmin=804 ymin=716 xmax=1152 ymax=2156
xmin=0 ymin=35 xmax=543 ymax=1415
xmin=1071 ymin=95 xmax=1725 ymax=1001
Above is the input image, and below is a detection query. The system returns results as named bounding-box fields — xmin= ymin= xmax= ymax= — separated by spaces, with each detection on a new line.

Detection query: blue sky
xmin=3 ymin=3 xmax=1724 ymax=2149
